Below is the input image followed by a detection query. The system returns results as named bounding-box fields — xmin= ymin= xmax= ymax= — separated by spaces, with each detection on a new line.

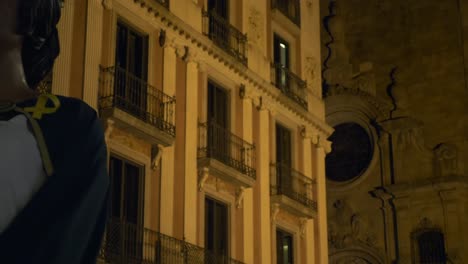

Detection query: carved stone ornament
xmin=151 ymin=145 xmax=164 ymax=170
xmin=159 ymin=29 xmax=166 ymax=47
xmin=434 ymin=143 xmax=458 ymax=177
xmin=248 ymin=7 xmax=264 ymax=46
xmin=351 ymin=63 xmax=376 ymax=96
xmin=318 ymin=136 xmax=332 ymax=154
xmin=235 ymin=187 xmax=245 ymax=209
xmin=104 ymin=119 xmax=115 ymax=142
xmin=198 ymin=167 xmax=209 ymax=191
xmin=102 ymin=0 xmax=113 ymax=10
xmin=180 ymin=46 xmax=191 ymax=61
xmin=395 ymin=126 xmax=431 ymax=156
xmin=300 ymin=125 xmax=319 ymax=144
xmin=271 ymin=203 xmax=280 ymax=224
xmin=300 ymin=218 xmax=308 ymax=238
xmin=418 ymin=217 xmax=433 ymax=229
xmin=328 ymin=200 xmax=377 ymax=250
xmin=239 ymin=84 xmax=258 ymax=101
xmin=305 ymin=57 xmax=318 ymax=84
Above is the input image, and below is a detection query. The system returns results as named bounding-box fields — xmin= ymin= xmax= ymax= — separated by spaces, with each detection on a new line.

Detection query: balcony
xmin=271 ymin=63 xmax=308 ymax=110
xmin=99 ymin=66 xmax=176 ymax=147
xmin=99 ymin=218 xmax=244 ymax=264
xmin=270 ymin=163 xmax=317 ymax=218
xmin=198 ymin=121 xmax=256 ymax=188
xmin=271 ymin=0 xmax=301 ymax=27
xmin=202 ymin=10 xmax=248 ymax=65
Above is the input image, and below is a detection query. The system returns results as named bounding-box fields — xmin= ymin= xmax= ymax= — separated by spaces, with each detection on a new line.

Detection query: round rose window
xmin=326 ymin=122 xmax=373 ymax=182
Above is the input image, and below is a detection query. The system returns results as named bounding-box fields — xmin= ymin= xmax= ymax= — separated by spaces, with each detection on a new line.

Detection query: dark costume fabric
xmin=0 ymin=95 xmax=109 ymax=264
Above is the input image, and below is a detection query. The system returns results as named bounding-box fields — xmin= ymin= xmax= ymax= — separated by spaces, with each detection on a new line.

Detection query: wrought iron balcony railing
xmin=271 ymin=63 xmax=308 ymax=110
xmin=271 ymin=0 xmax=301 ymax=26
xmin=99 ymin=66 xmax=176 ymax=137
xmin=202 ymin=10 xmax=248 ymax=65
xmin=270 ymin=163 xmax=317 ymax=210
xmin=198 ymin=121 xmax=256 ymax=180
xmin=100 ymin=218 xmax=244 ymax=264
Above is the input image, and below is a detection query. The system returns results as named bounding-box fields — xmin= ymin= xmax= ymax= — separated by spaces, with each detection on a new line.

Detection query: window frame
xmin=411 ymin=228 xmax=447 ymax=264
xmin=108 ymin=153 xmax=146 ymax=225
xmin=276 ymin=228 xmax=295 ymax=264
xmin=273 ymin=33 xmax=290 ymax=69
xmin=205 ymin=196 xmax=230 ymax=261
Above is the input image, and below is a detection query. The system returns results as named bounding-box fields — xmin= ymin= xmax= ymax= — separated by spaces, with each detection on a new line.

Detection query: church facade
xmin=321 ymin=0 xmax=468 ymax=263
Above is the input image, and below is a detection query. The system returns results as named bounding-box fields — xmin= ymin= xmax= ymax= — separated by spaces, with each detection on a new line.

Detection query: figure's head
xmin=15 ymin=0 xmax=62 ymax=89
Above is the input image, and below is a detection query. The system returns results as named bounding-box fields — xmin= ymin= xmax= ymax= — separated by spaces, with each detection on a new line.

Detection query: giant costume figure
xmin=0 ymin=0 xmax=109 ymax=263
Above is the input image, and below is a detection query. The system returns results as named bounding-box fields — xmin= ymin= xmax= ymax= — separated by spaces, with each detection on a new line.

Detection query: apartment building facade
xmin=49 ymin=0 xmax=333 ymax=263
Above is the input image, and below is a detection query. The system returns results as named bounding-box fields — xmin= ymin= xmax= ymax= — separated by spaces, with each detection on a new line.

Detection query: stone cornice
xmin=129 ymin=0 xmax=333 ymax=138
xmin=383 ymin=175 xmax=468 ymax=198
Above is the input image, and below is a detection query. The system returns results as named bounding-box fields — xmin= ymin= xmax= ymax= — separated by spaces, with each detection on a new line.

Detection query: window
xmin=273 ymin=34 xmax=290 ymax=90
xmin=107 ymin=155 xmax=145 ymax=261
xmin=275 ymin=124 xmax=293 ymax=194
xmin=205 ymin=197 xmax=229 ymax=262
xmin=415 ymin=230 xmax=447 ymax=264
xmin=208 ymin=0 xmax=229 ymax=20
xmin=207 ymin=0 xmax=230 ymax=46
xmin=109 ymin=155 xmax=145 ymax=223
xmin=206 ymin=81 xmax=230 ymax=162
xmin=276 ymin=229 xmax=294 ymax=264
xmin=276 ymin=124 xmax=292 ymax=167
xmin=208 ymin=81 xmax=229 ymax=128
xmin=325 ymin=123 xmax=373 ymax=182
xmin=271 ymin=0 xmax=301 ymax=26
xmin=115 ymin=22 xmax=149 ymax=118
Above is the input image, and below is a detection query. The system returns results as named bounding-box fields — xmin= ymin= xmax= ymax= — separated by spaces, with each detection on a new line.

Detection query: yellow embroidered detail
xmin=24 ymin=94 xmax=61 ymax=119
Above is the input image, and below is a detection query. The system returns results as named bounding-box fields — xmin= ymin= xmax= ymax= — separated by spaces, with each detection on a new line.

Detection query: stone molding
xmin=326 ymin=85 xmax=392 ymax=119
xmin=383 ymin=175 xmax=468 ymax=199
xmin=329 ymin=246 xmax=386 ymax=264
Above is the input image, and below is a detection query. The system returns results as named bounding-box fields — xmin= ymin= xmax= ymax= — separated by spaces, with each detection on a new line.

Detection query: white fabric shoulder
xmin=0 ymin=114 xmax=46 ymax=233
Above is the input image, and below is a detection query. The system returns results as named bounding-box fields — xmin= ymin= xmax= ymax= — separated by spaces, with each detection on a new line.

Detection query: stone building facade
xmin=320 ymin=0 xmax=468 ymax=263
xmin=49 ymin=0 xmax=332 ymax=263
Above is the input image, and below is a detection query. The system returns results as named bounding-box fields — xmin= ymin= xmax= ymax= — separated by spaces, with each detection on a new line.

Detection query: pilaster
xmin=439 ymin=189 xmax=462 ymax=262
xmin=313 ymin=137 xmax=331 ymax=264
xmin=254 ymin=104 xmax=272 ymax=264
xmin=160 ymin=41 xmax=177 ymax=236
xmin=52 ymin=0 xmax=74 ymax=96
xmin=300 ymin=127 xmax=315 ymax=264
xmin=184 ymin=53 xmax=199 ymax=245
xmin=241 ymin=87 xmax=254 ymax=264
xmin=391 ymin=195 xmax=411 ymax=262
xmin=304 ymin=218 xmax=316 ymax=264
xmin=82 ymin=0 xmax=104 ymax=109
xmin=372 ymin=188 xmax=397 ymax=262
